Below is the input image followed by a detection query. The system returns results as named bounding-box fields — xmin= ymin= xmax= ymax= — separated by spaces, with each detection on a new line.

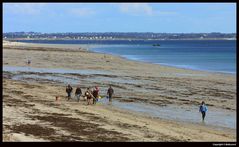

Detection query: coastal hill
xmin=3 ymin=32 xmax=236 ymax=40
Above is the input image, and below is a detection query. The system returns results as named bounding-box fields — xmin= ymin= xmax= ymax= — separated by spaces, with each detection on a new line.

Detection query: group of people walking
xmin=66 ymin=84 xmax=208 ymax=121
xmin=66 ymin=84 xmax=114 ymax=105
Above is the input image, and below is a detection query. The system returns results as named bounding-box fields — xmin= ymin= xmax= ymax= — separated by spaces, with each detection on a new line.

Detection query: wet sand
xmin=3 ymin=40 xmax=236 ymax=141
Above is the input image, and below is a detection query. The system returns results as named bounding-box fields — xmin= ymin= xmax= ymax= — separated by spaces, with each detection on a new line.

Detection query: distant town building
xmin=2 ymin=32 xmax=236 ymax=40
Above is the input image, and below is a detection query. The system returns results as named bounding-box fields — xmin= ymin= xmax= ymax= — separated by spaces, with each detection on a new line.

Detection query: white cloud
xmin=68 ymin=8 xmax=95 ymax=16
xmin=119 ymin=3 xmax=153 ymax=16
xmin=118 ymin=3 xmax=178 ymax=17
xmin=4 ymin=3 xmax=47 ymax=15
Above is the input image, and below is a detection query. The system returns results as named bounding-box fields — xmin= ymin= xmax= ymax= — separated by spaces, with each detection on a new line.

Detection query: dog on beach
xmin=55 ymin=96 xmax=60 ymax=101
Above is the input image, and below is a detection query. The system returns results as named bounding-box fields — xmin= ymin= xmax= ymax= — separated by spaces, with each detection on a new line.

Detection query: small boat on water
xmin=152 ymin=44 xmax=160 ymax=46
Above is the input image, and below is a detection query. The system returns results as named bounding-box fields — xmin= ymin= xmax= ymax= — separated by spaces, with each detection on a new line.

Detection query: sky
xmin=3 ymin=3 xmax=236 ymax=33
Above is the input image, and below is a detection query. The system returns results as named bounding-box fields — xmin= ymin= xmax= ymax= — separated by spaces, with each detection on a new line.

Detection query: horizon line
xmin=3 ymin=31 xmax=236 ymax=34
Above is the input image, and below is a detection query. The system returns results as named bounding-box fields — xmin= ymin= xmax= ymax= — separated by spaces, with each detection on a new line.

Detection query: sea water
xmin=15 ymin=40 xmax=236 ymax=74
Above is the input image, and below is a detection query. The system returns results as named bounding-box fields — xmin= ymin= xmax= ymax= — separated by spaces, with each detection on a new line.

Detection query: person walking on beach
xmin=27 ymin=59 xmax=31 ymax=65
xmin=66 ymin=84 xmax=73 ymax=101
xmin=85 ymin=87 xmax=93 ymax=105
xmin=75 ymin=86 xmax=82 ymax=102
xmin=92 ymin=86 xmax=99 ymax=105
xmin=199 ymin=101 xmax=208 ymax=121
xmin=107 ymin=85 xmax=114 ymax=102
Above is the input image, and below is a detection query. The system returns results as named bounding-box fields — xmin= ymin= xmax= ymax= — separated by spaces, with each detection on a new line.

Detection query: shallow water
xmin=3 ymin=66 xmax=113 ymax=75
xmin=12 ymin=74 xmax=80 ymax=85
xmin=95 ymin=96 xmax=236 ymax=129
xmin=3 ymin=66 xmax=145 ymax=86
xmin=86 ymin=76 xmax=142 ymax=85
xmin=110 ymin=101 xmax=236 ymax=129
xmin=174 ymin=73 xmax=207 ymax=77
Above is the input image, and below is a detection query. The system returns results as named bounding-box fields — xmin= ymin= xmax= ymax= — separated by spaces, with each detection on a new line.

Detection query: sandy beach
xmin=2 ymin=40 xmax=236 ymax=142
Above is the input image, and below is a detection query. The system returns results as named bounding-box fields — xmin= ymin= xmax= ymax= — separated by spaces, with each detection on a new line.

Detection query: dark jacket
xmin=93 ymin=89 xmax=99 ymax=98
xmin=66 ymin=86 xmax=73 ymax=93
xmin=75 ymin=87 xmax=82 ymax=95
xmin=107 ymin=87 xmax=114 ymax=96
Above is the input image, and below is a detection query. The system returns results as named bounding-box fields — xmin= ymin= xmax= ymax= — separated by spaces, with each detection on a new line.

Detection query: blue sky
xmin=3 ymin=3 xmax=236 ymax=33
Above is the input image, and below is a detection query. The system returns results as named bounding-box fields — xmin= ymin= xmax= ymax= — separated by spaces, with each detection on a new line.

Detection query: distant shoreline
xmin=3 ymin=37 xmax=236 ymax=41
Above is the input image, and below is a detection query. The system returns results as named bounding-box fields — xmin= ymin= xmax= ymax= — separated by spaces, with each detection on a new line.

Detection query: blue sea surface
xmin=89 ymin=40 xmax=236 ymax=74
xmin=15 ymin=40 xmax=236 ymax=74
